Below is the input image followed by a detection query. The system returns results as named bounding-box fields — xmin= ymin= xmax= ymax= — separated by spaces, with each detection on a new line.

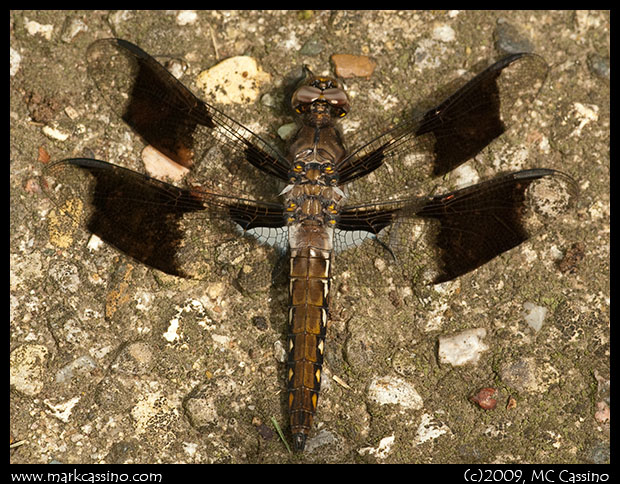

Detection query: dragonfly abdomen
xmin=287 ymin=244 xmax=332 ymax=451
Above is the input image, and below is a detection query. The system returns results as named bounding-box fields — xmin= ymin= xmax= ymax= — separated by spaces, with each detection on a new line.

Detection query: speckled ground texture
xmin=10 ymin=10 xmax=609 ymax=464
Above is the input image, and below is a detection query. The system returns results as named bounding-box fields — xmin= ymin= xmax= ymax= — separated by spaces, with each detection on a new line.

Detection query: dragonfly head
xmin=291 ymin=67 xmax=349 ymax=126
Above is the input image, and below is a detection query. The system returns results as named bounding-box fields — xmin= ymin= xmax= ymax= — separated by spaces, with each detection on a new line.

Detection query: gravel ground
xmin=10 ymin=10 xmax=609 ymax=464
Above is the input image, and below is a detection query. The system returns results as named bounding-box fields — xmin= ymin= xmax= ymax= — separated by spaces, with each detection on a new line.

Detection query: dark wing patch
xmin=333 ymin=169 xmax=576 ymax=285
xmin=415 ymin=169 xmax=574 ymax=283
xmin=337 ymin=53 xmax=549 ymax=188
xmin=87 ymin=38 xmax=290 ymax=180
xmin=43 ymin=158 xmax=287 ymax=279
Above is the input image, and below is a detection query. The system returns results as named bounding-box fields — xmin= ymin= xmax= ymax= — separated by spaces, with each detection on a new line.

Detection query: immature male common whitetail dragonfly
xmin=43 ymin=39 xmax=576 ymax=451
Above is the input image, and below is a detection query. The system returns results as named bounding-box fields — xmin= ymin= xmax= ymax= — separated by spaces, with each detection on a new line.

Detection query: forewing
xmin=86 ymin=38 xmax=290 ymax=181
xmin=337 ymin=53 xmax=549 ymax=202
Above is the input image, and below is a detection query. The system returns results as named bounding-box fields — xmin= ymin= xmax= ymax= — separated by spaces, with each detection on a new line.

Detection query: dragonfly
xmin=42 ymin=38 xmax=576 ymax=451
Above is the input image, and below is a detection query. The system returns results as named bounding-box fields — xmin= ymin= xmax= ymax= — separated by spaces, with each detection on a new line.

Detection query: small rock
xmin=358 ymin=434 xmax=395 ymax=459
xmin=142 ymin=145 xmax=190 ymax=181
xmin=594 ymin=401 xmax=610 ymax=424
xmin=586 ymin=441 xmax=610 ymax=464
xmin=38 ymin=146 xmax=51 ymax=164
xmin=506 ymin=395 xmax=517 ymax=410
xmin=331 ymin=54 xmax=376 ymax=78
xmin=55 ymin=355 xmax=98 ymax=383
xmin=176 ymin=10 xmax=197 ymax=26
xmin=42 ymin=124 xmax=69 ymax=141
xmin=10 ymin=344 xmax=50 ymax=396
xmin=44 ymin=396 xmax=81 ymax=422
xmin=131 ymin=393 xmax=179 ymax=434
xmin=60 ymin=17 xmax=88 ymax=43
xmin=300 ymin=38 xmax=324 ymax=56
xmin=494 ymin=19 xmax=533 ymax=54
xmin=557 ymin=242 xmax=585 ymax=274
xmin=522 ymin=302 xmax=547 ymax=332
xmin=305 ymin=429 xmax=338 ymax=452
xmin=367 ymin=375 xmax=423 ymax=409
xmin=587 ymin=53 xmax=610 ymax=80
xmin=277 ymin=122 xmax=297 ymax=141
xmin=196 ymin=56 xmax=271 ymax=105
xmin=438 ymin=328 xmax=488 ymax=366
xmin=10 ymin=47 xmax=21 ymax=76
xmin=432 ymin=24 xmax=456 ymax=42
xmin=499 ymin=357 xmax=559 ymax=393
xmin=112 ymin=342 xmax=154 ymax=375
xmin=255 ymin=422 xmax=274 ymax=441
xmin=252 ymin=315 xmax=268 ymax=330
xmin=413 ymin=413 xmax=451 ymax=445
xmin=184 ymin=396 xmax=218 ymax=428
xmin=470 ymin=387 xmax=498 ymax=410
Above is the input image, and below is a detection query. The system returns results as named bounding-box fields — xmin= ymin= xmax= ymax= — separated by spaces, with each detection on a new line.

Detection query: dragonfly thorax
xmin=284 ymin=183 xmax=344 ymax=227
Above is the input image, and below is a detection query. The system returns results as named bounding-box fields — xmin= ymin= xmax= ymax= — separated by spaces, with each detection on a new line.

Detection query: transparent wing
xmin=338 ymin=53 xmax=550 ymax=203
xmin=42 ymin=158 xmax=288 ymax=284
xmin=333 ymin=169 xmax=577 ymax=287
xmin=86 ymin=38 xmax=290 ymax=182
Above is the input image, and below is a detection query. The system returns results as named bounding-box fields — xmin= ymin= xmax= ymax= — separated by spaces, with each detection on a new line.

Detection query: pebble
xmin=438 ymin=328 xmax=488 ymax=366
xmin=10 ymin=344 xmax=50 ymax=396
xmin=55 ymin=355 xmax=98 ymax=383
xmin=367 ymin=375 xmax=423 ymax=409
xmin=196 ymin=56 xmax=271 ymax=105
xmin=499 ymin=357 xmax=559 ymax=393
xmin=142 ymin=145 xmax=189 ymax=181
xmin=470 ymin=387 xmax=498 ymax=410
xmin=331 ymin=54 xmax=376 ymax=78
xmin=522 ymin=302 xmax=547 ymax=332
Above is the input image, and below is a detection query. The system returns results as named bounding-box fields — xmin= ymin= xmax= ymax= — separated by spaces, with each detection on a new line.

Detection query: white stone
xmin=358 ymin=434 xmax=395 ymax=459
xmin=10 ymin=344 xmax=50 ymax=396
xmin=522 ymin=302 xmax=548 ymax=332
xmin=438 ymin=328 xmax=488 ymax=366
xmin=196 ymin=56 xmax=271 ymax=105
xmin=367 ymin=375 xmax=423 ymax=409
xmin=413 ymin=413 xmax=452 ymax=445
xmin=142 ymin=145 xmax=189 ymax=182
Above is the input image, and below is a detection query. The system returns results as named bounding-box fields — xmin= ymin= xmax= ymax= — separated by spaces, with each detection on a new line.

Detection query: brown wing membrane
xmin=415 ymin=169 xmax=574 ymax=283
xmin=337 ymin=53 xmax=549 ymax=185
xmin=43 ymin=158 xmax=286 ymax=278
xmin=87 ymin=38 xmax=290 ymax=180
xmin=335 ymin=169 xmax=576 ymax=285
xmin=228 ymin=202 xmax=288 ymax=231
xmin=416 ymin=54 xmax=549 ymax=176
xmin=336 ymin=206 xmax=399 ymax=234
